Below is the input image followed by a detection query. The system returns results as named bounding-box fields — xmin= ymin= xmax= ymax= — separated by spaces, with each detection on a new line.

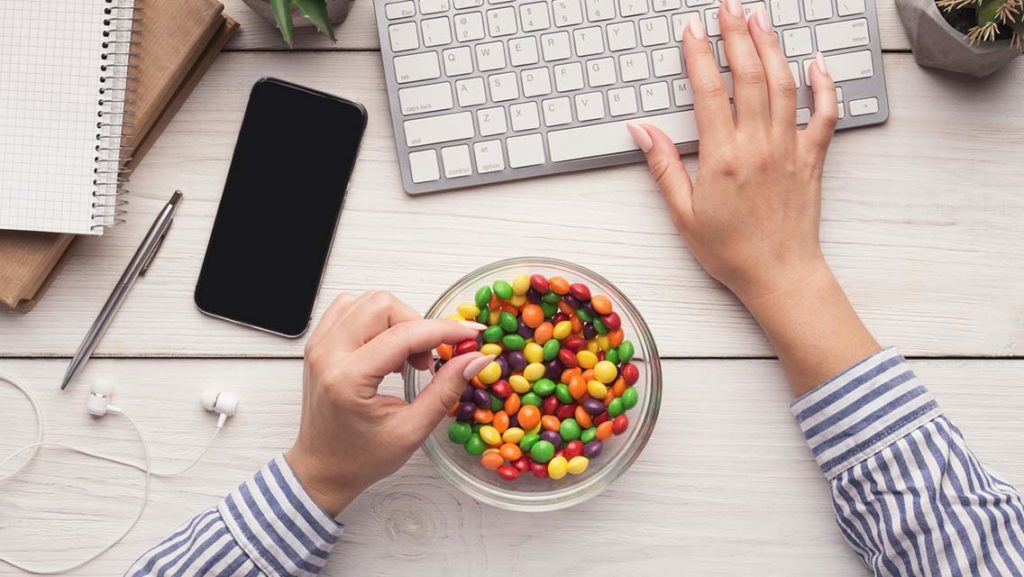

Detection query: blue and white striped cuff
xmin=790 ymin=348 xmax=943 ymax=480
xmin=218 ymin=455 xmax=344 ymax=577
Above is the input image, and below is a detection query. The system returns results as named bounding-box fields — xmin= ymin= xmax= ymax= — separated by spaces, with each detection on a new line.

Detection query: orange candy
xmin=596 ymin=421 xmax=614 ymax=440
xmin=489 ymin=293 xmax=501 ymax=310
xmin=568 ymin=375 xmax=588 ymax=400
xmin=474 ymin=408 xmax=494 ymax=424
xmin=604 ymin=391 xmax=617 ymax=406
xmin=575 ymin=406 xmax=593 ymax=428
xmin=499 ymin=443 xmax=522 ymax=461
xmin=471 ymin=376 xmax=486 ymax=389
xmin=541 ymin=415 xmax=561 ymax=431
xmin=501 ymin=302 xmax=519 ymax=316
xmin=591 ymin=295 xmax=612 ymax=315
xmin=534 ymin=322 xmax=553 ymax=344
xmin=517 ymin=405 xmax=541 ymax=430
xmin=549 ymin=276 xmax=570 ymax=294
xmin=557 ymin=300 xmax=575 ymax=315
xmin=581 ymin=369 xmax=595 ymax=382
xmin=561 ymin=367 xmax=582 ymax=383
xmin=612 ymin=377 xmax=628 ymax=397
xmin=448 ymin=401 xmax=459 ymax=417
xmin=521 ymin=304 xmax=544 ymax=328
xmin=492 ymin=410 xmax=510 ymax=433
xmin=504 ymin=393 xmax=521 ymax=415
xmin=437 ymin=343 xmax=454 ymax=361
xmin=570 ymin=315 xmax=584 ymax=333
xmin=608 ymin=328 xmax=624 ymax=348
xmin=481 ymin=451 xmax=504 ymax=470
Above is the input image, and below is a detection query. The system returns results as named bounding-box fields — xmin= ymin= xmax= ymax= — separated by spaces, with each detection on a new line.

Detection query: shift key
xmin=404 ymin=111 xmax=475 ymax=147
xmin=803 ymin=49 xmax=873 ymax=84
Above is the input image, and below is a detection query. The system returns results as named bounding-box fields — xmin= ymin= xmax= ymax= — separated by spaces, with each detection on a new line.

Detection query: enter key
xmin=815 ymin=18 xmax=870 ymax=53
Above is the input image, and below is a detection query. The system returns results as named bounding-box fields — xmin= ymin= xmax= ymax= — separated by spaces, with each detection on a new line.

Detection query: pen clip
xmin=140 ymin=220 xmax=170 ymax=276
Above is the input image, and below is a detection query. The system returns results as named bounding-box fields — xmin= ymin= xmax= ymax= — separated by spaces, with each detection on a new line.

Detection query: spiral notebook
xmin=0 ymin=0 xmax=137 ymax=236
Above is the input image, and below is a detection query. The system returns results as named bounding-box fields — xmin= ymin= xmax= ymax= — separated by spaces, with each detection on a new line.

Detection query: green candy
xmin=618 ymin=340 xmax=635 ymax=362
xmin=532 ymin=378 xmax=556 ymax=396
xmin=541 ymin=291 xmax=561 ymax=304
xmin=519 ymin=433 xmax=540 ymax=452
xmin=576 ymin=307 xmax=593 ymax=322
xmin=607 ymin=397 xmax=625 ymax=417
xmin=555 ymin=383 xmax=573 ymax=404
xmin=521 ymin=392 xmax=543 ymax=406
xmin=464 ymin=434 xmax=487 ymax=455
xmin=621 ymin=386 xmax=639 ymax=409
xmin=499 ymin=311 xmax=518 ymax=333
xmin=476 ymin=306 xmax=490 ymax=325
xmin=593 ymin=318 xmax=609 ymax=335
xmin=530 ymin=440 xmax=556 ymax=463
xmin=475 ymin=286 xmax=492 ymax=308
xmin=472 ymin=423 xmax=483 ymax=434
xmin=540 ymin=301 xmax=558 ymax=318
xmin=580 ymin=426 xmax=597 ymax=444
xmin=559 ymin=418 xmax=581 ymax=441
xmin=542 ymin=339 xmax=560 ymax=361
xmin=448 ymin=421 xmax=472 ymax=444
xmin=493 ymin=280 xmax=513 ymax=300
xmin=502 ymin=333 xmax=526 ymax=351
xmin=490 ymin=393 xmax=504 ymax=412
xmin=605 ymin=348 xmax=620 ymax=365
xmin=483 ymin=325 xmax=504 ymax=343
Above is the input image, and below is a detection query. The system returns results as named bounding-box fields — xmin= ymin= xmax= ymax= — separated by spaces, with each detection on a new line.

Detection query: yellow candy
xmin=478 ymin=361 xmax=501 ymax=385
xmin=512 ymin=274 xmax=531 ymax=296
xmin=593 ymin=360 xmax=618 ymax=384
xmin=523 ymin=362 xmax=546 ymax=382
xmin=587 ymin=379 xmax=608 ymax=400
xmin=457 ymin=302 xmax=480 ymax=320
xmin=552 ymin=320 xmax=573 ymax=340
xmin=577 ymin=350 xmax=598 ymax=369
xmin=547 ymin=456 xmax=569 ymax=480
xmin=480 ymin=343 xmax=503 ymax=357
xmin=567 ymin=456 xmax=589 ymax=475
xmin=511 ymin=295 xmax=526 ymax=306
xmin=523 ymin=342 xmax=544 ymax=364
xmin=479 ymin=425 xmax=502 ymax=446
xmin=596 ymin=335 xmax=610 ymax=351
xmin=447 ymin=313 xmax=464 ymax=321
xmin=527 ymin=421 xmax=543 ymax=435
xmin=586 ymin=340 xmax=600 ymax=354
xmin=502 ymin=427 xmax=525 ymax=444
xmin=488 ymin=311 xmax=501 ymax=325
xmin=509 ymin=375 xmax=532 ymax=394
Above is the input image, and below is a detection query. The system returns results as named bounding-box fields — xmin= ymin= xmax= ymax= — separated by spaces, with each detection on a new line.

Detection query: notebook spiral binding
xmin=91 ymin=0 xmax=140 ymax=232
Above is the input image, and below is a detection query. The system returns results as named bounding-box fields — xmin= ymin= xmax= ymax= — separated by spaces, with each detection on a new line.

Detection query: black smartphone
xmin=194 ymin=78 xmax=366 ymax=337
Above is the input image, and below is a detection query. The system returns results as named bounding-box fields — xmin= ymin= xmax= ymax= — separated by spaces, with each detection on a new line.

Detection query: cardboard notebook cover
xmin=0 ymin=0 xmax=238 ymax=312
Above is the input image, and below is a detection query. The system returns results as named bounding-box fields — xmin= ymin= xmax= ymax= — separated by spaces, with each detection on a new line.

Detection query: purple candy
xmin=517 ymin=321 xmax=534 ymax=339
xmin=583 ymin=323 xmax=598 ymax=339
xmin=583 ymin=440 xmax=603 ymax=459
xmin=472 ymin=388 xmax=491 ymax=408
xmin=495 ymin=356 xmax=509 ymax=380
xmin=582 ymin=303 xmax=597 ymax=317
xmin=562 ymin=295 xmax=581 ymax=310
xmin=474 ymin=333 xmax=484 ymax=346
xmin=582 ymin=398 xmax=605 ymax=415
xmin=540 ymin=430 xmax=562 ymax=449
xmin=545 ymin=359 xmax=563 ymax=380
xmin=507 ymin=350 xmax=527 ymax=372
xmin=526 ymin=287 xmax=542 ymax=303
xmin=460 ymin=385 xmax=475 ymax=402
xmin=509 ymin=414 xmax=520 ymax=428
xmin=455 ymin=402 xmax=476 ymax=422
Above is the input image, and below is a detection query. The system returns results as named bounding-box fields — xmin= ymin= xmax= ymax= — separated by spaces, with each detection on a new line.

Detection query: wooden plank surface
xmin=1 ymin=358 xmax=1022 ymax=576
xmin=219 ymin=0 xmax=915 ymax=51
xmin=1 ymin=52 xmax=1021 ymax=358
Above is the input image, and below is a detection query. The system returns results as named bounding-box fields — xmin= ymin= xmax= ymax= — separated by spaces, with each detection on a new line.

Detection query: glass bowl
xmin=404 ymin=257 xmax=662 ymax=511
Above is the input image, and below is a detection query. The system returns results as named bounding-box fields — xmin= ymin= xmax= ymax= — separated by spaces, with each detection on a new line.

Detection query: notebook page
xmin=0 ymin=1 xmax=127 ymax=235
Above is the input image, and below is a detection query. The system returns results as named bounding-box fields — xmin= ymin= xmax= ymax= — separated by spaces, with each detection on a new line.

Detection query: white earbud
xmin=86 ymin=382 xmax=120 ymax=417
xmin=201 ymin=390 xmax=238 ymax=427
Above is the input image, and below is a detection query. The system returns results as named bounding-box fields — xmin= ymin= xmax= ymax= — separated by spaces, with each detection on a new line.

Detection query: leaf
xmin=293 ymin=0 xmax=337 ymax=42
xmin=269 ymin=0 xmax=295 ymax=47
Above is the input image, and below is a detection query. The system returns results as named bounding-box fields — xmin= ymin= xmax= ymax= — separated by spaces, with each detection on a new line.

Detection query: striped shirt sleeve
xmin=792 ymin=347 xmax=1024 ymax=576
xmin=126 ymin=455 xmax=343 ymax=577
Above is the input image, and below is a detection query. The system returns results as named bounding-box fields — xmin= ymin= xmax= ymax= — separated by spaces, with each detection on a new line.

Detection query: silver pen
xmin=61 ymin=191 xmax=183 ymax=390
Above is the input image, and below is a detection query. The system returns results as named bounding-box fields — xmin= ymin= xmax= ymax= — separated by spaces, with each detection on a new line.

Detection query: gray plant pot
xmin=241 ymin=0 xmax=354 ymax=34
xmin=896 ymin=0 xmax=1019 ymax=77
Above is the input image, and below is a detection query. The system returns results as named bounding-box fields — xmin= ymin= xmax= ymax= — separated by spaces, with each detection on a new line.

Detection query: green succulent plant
xmin=936 ymin=0 xmax=1024 ymax=48
xmin=269 ymin=0 xmax=337 ymax=47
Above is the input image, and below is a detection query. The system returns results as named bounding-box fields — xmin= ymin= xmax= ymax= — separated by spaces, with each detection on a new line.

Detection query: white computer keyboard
xmin=374 ymin=0 xmax=889 ymax=194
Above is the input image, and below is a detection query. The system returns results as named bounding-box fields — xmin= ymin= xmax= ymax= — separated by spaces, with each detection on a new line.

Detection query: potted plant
xmin=241 ymin=0 xmax=354 ymax=47
xmin=897 ymin=0 xmax=1023 ymax=76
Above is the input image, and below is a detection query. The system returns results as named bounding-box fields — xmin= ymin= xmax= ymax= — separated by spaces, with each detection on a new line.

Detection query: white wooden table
xmin=1 ymin=1 xmax=1022 ymax=575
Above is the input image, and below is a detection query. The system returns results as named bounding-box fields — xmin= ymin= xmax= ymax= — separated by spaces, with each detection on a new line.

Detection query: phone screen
xmin=194 ymin=78 xmax=366 ymax=337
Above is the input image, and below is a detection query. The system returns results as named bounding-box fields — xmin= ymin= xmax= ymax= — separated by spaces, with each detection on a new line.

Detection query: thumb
xmin=405 ymin=352 xmax=494 ymax=440
xmin=628 ymin=122 xmax=695 ymax=229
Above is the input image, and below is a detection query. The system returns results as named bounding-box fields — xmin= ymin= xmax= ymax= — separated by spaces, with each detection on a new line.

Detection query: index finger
xmin=682 ymin=15 xmax=735 ymax=147
xmin=358 ymin=319 xmax=482 ymax=379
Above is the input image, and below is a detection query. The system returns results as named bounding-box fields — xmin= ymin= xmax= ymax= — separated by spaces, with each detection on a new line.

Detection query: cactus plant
xmin=935 ymin=0 xmax=1024 ymax=48
xmin=269 ymin=0 xmax=336 ymax=47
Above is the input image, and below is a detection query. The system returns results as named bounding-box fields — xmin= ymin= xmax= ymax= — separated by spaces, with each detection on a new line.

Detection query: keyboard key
xmin=837 ymin=0 xmax=866 ymax=15
xmin=420 ymin=0 xmax=451 ymax=13
xmin=542 ymin=31 xmax=573 ymax=60
xmin=398 ymin=82 xmax=454 ymax=115
xmin=815 ymin=18 xmax=869 ymax=53
xmin=477 ymin=106 xmax=508 ymax=136
xmin=796 ymin=107 xmax=811 ymax=125
xmin=788 ymin=60 xmax=801 ymax=87
xmin=652 ymin=47 xmax=683 ymax=77
xmin=716 ymin=39 xmax=728 ymax=67
xmin=653 ymin=0 xmax=682 ymax=10
xmin=394 ymin=52 xmax=441 ymax=83
xmin=489 ymin=72 xmax=520 ymax=101
xmin=803 ymin=0 xmax=833 ymax=20
xmin=409 ymin=149 xmax=440 ymax=182
xmin=522 ymin=67 xmax=553 ymax=96
xmin=586 ymin=57 xmax=617 ymax=86
xmin=742 ymin=2 xmax=767 ymax=19
xmin=487 ymin=7 xmax=518 ymax=36
xmin=619 ymin=0 xmax=650 ymax=16
xmin=838 ymin=101 xmax=845 ymax=118
xmin=672 ymin=12 xmax=701 ymax=41
xmin=421 ymin=17 xmax=453 ymax=46
xmin=574 ymin=26 xmax=605 ymax=56
xmin=553 ymin=0 xmax=584 ymax=26
xmin=783 ymin=27 xmax=813 ymax=57
xmin=542 ymin=96 xmax=573 ymax=125
xmin=671 ymin=78 xmax=694 ymax=105
xmin=456 ymin=77 xmax=487 ymax=105
xmin=620 ymin=52 xmax=651 ymax=82
xmin=454 ymin=0 xmax=483 ymax=8
xmin=474 ymin=140 xmax=506 ymax=172
xmin=476 ymin=41 xmax=506 ymax=70
xmin=404 ymin=111 xmax=474 ymax=147
xmin=520 ymin=2 xmax=552 ymax=31
xmin=509 ymin=37 xmax=540 ymax=66
xmin=574 ymin=91 xmax=606 ymax=120
xmin=441 ymin=145 xmax=473 ymax=178
xmin=705 ymin=8 xmax=721 ymax=35
xmin=835 ymin=86 xmax=844 ymax=100
xmin=507 ymin=134 xmax=547 ymax=167
xmin=607 ymin=22 xmax=639 ymax=51
xmin=606 ymin=86 xmax=637 ymax=116
xmin=385 ymin=1 xmax=416 ymax=19
xmin=802 ymin=49 xmax=873 ymax=83
xmin=849 ymin=97 xmax=878 ymax=116
xmin=555 ymin=62 xmax=585 ymax=91
xmin=640 ymin=81 xmax=670 ymax=111
xmin=454 ymin=12 xmax=485 ymax=41
xmin=389 ymin=22 xmax=420 ymax=52
xmin=686 ymin=0 xmax=715 ymax=7
xmin=443 ymin=46 xmax=473 ymax=75
xmin=769 ymin=0 xmax=800 ymax=25
xmin=547 ymin=111 xmax=699 ymax=162
xmin=639 ymin=16 xmax=671 ymax=46
xmin=585 ymin=0 xmax=617 ymax=21
xmin=510 ymin=101 xmax=541 ymax=130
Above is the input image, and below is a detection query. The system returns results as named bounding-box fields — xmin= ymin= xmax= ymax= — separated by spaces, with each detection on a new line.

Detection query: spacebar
xmin=547 ymin=111 xmax=698 ymax=162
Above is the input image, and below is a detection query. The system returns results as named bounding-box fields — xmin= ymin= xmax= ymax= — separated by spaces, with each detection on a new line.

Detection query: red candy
xmin=558 ymin=348 xmax=578 ymax=368
xmin=498 ymin=465 xmax=520 ymax=481
xmin=620 ymin=362 xmax=639 ymax=385
xmin=601 ymin=312 xmax=621 ymax=331
xmin=569 ymin=283 xmax=591 ymax=302
xmin=594 ymin=411 xmax=610 ymax=425
xmin=491 ymin=380 xmax=511 ymax=398
xmin=455 ymin=339 xmax=479 ymax=355
xmin=556 ymin=403 xmax=575 ymax=420
xmin=563 ymin=336 xmax=586 ymax=352
xmin=513 ymin=456 xmax=532 ymax=472
xmin=542 ymin=395 xmax=559 ymax=415
xmin=564 ymin=440 xmax=584 ymax=459
xmin=530 ymin=460 xmax=549 ymax=478
xmin=612 ymin=414 xmax=629 ymax=435
xmin=530 ymin=274 xmax=549 ymax=294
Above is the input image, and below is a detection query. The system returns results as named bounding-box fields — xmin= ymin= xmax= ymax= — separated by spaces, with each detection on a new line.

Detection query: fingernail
xmin=755 ymin=6 xmax=771 ymax=31
xmin=458 ymin=320 xmax=488 ymax=331
xmin=687 ymin=15 xmax=706 ymax=40
xmin=815 ymin=51 xmax=829 ymax=75
xmin=462 ymin=354 xmax=495 ymax=380
xmin=725 ymin=0 xmax=743 ymax=18
xmin=626 ymin=123 xmax=653 ymax=153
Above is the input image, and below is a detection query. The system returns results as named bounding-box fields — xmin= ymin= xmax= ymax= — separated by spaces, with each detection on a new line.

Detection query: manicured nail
xmin=815 ymin=51 xmax=829 ymax=75
xmin=725 ymin=0 xmax=743 ymax=18
xmin=755 ymin=6 xmax=771 ymax=31
xmin=458 ymin=320 xmax=488 ymax=331
xmin=626 ymin=123 xmax=653 ymax=153
xmin=462 ymin=354 xmax=495 ymax=380
xmin=686 ymin=16 xmax=706 ymax=40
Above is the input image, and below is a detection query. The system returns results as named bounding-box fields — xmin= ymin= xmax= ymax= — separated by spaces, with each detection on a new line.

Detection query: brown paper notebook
xmin=0 ymin=0 xmax=238 ymax=312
